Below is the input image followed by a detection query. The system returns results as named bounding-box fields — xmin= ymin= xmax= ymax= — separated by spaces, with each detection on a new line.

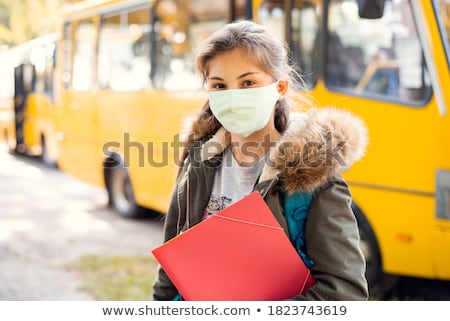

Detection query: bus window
xmin=72 ymin=19 xmax=96 ymax=91
xmin=325 ymin=0 xmax=432 ymax=104
xmin=258 ymin=0 xmax=285 ymax=41
xmin=62 ymin=23 xmax=71 ymax=90
xmin=258 ymin=0 xmax=319 ymax=88
xmin=232 ymin=0 xmax=252 ymax=20
xmin=436 ymin=0 xmax=450 ymax=66
xmin=291 ymin=1 xmax=319 ymax=88
xmin=29 ymin=41 xmax=56 ymax=100
xmin=98 ymin=6 xmax=151 ymax=91
xmin=151 ymin=0 xmax=229 ymax=91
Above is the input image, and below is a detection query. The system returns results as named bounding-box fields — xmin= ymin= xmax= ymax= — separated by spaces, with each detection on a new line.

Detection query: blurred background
xmin=0 ymin=0 xmax=67 ymax=47
xmin=0 ymin=0 xmax=450 ymax=300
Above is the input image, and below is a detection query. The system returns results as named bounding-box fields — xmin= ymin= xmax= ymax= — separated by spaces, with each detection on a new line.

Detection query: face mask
xmin=207 ymin=83 xmax=280 ymax=138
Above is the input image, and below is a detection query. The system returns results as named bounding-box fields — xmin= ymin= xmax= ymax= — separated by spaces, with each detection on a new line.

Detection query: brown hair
xmin=195 ymin=20 xmax=307 ymax=134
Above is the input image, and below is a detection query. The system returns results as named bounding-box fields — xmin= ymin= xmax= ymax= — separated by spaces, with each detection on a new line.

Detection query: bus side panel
xmin=0 ymin=99 xmax=14 ymax=146
xmin=0 ymin=51 xmax=16 ymax=148
xmin=350 ymin=185 xmax=435 ymax=278
xmin=58 ymin=90 xmax=104 ymax=188
xmin=23 ymin=93 xmax=53 ymax=153
xmin=96 ymin=90 xmax=206 ymax=214
xmin=432 ymin=223 xmax=450 ymax=278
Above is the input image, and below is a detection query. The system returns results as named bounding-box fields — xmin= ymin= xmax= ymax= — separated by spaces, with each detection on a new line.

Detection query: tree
xmin=0 ymin=0 xmax=69 ymax=47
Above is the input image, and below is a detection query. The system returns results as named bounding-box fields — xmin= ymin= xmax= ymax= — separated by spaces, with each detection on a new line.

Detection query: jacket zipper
xmin=257 ymin=176 xmax=279 ymax=198
xmin=177 ymin=162 xmax=191 ymax=233
xmin=185 ymin=164 xmax=191 ymax=230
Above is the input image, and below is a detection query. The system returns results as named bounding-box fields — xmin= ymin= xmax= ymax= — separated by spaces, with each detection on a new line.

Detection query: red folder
xmin=151 ymin=191 xmax=315 ymax=301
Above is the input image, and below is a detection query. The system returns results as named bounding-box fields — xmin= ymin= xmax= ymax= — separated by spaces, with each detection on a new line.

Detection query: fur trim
xmin=181 ymin=107 xmax=368 ymax=193
xmin=262 ymin=107 xmax=368 ymax=193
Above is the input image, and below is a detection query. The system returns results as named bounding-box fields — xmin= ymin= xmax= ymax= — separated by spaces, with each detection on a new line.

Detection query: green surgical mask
xmin=207 ymin=83 xmax=280 ymax=137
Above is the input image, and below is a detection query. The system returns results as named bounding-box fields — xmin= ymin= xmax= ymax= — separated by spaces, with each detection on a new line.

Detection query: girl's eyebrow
xmin=208 ymin=76 xmax=224 ymax=81
xmin=208 ymin=72 xmax=260 ymax=82
xmin=237 ymin=71 xmax=259 ymax=79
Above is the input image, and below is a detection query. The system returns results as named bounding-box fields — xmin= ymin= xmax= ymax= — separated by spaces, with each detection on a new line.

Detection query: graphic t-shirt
xmin=203 ymin=147 xmax=266 ymax=219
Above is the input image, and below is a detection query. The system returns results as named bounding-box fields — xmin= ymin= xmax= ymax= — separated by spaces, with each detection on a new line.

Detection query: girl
xmin=152 ymin=20 xmax=369 ymax=300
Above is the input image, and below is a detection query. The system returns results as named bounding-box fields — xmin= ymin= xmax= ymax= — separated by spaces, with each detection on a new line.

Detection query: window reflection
xmin=325 ymin=0 xmax=431 ymax=103
xmin=259 ymin=0 xmax=285 ymax=41
xmin=98 ymin=7 xmax=151 ymax=91
xmin=151 ymin=0 xmax=228 ymax=91
xmin=259 ymin=0 xmax=319 ymax=88
xmin=291 ymin=1 xmax=319 ymax=88
xmin=435 ymin=0 xmax=450 ymax=67
xmin=73 ymin=20 xmax=96 ymax=91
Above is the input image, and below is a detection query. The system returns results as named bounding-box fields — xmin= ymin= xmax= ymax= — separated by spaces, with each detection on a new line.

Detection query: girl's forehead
xmin=207 ymin=48 xmax=266 ymax=76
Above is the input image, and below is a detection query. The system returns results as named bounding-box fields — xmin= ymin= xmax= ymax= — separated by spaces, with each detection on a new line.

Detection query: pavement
xmin=0 ymin=144 xmax=164 ymax=300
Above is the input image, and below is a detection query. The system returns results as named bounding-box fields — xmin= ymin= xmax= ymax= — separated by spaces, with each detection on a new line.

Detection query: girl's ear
xmin=277 ymin=80 xmax=289 ymax=96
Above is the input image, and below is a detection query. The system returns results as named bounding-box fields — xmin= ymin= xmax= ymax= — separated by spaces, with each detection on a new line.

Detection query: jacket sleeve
xmin=290 ymin=177 xmax=369 ymax=300
xmin=151 ymin=185 xmax=181 ymax=300
xmin=152 ymin=161 xmax=189 ymax=300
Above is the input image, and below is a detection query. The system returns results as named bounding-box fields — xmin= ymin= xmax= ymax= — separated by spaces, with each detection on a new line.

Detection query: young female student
xmin=152 ymin=20 xmax=369 ymax=300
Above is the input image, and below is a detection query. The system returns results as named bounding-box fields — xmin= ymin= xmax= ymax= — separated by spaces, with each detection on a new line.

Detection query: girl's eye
xmin=209 ymin=83 xmax=226 ymax=90
xmin=242 ymin=80 xmax=255 ymax=87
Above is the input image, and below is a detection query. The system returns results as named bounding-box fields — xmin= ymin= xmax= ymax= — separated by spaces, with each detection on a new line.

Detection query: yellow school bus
xmin=252 ymin=0 xmax=450 ymax=296
xmin=0 ymin=33 xmax=59 ymax=166
xmin=56 ymin=0 xmax=249 ymax=218
xmin=0 ymin=48 xmax=15 ymax=145
xmin=57 ymin=0 xmax=450 ymax=297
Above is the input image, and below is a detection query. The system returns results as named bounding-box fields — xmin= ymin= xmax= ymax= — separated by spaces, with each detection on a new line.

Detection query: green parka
xmin=152 ymin=107 xmax=369 ymax=301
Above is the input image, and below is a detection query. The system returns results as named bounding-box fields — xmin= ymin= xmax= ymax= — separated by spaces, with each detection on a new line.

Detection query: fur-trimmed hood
xmin=181 ymin=107 xmax=368 ymax=193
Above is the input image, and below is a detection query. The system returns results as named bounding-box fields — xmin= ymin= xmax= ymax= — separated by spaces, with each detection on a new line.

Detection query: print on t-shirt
xmin=203 ymin=194 xmax=233 ymax=218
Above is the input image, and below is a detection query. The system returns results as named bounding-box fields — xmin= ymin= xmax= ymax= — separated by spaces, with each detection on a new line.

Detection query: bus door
xmin=59 ymin=18 xmax=101 ymax=186
xmin=13 ymin=63 xmax=36 ymax=153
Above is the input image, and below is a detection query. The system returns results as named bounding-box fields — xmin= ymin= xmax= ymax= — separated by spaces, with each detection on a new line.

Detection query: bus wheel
xmin=40 ymin=135 xmax=57 ymax=168
xmin=352 ymin=203 xmax=383 ymax=299
xmin=109 ymin=165 xmax=142 ymax=218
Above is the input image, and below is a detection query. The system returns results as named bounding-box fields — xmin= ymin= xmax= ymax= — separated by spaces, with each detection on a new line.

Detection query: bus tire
xmin=351 ymin=202 xmax=384 ymax=299
xmin=108 ymin=164 xmax=142 ymax=218
xmin=40 ymin=135 xmax=57 ymax=168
